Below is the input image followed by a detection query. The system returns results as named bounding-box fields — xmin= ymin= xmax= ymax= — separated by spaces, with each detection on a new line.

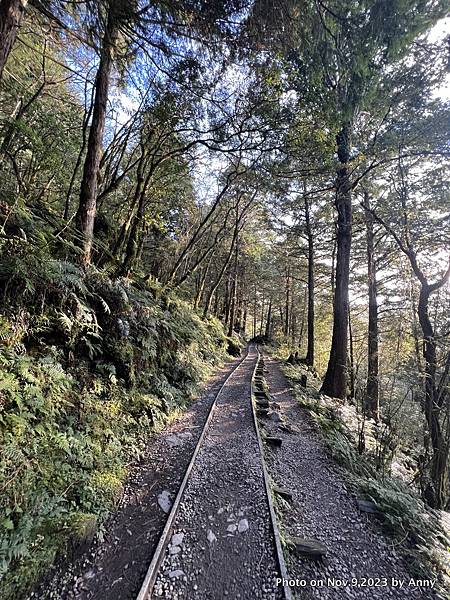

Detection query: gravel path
xmin=261 ymin=354 xmax=440 ymax=600
xmin=152 ymin=345 xmax=283 ymax=600
xmin=26 ymin=356 xmax=243 ymax=600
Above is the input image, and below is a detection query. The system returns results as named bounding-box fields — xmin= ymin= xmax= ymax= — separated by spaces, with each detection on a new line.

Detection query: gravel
xmin=25 ymin=357 xmax=242 ymax=600
xmin=153 ymin=346 xmax=284 ymax=600
xmin=260 ymin=354 xmax=441 ymax=600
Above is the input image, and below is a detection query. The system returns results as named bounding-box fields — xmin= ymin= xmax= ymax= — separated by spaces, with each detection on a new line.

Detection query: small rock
xmin=290 ymin=537 xmax=326 ymax=558
xmin=279 ymin=423 xmax=293 ymax=433
xmin=238 ymin=519 xmax=249 ymax=533
xmin=227 ymin=523 xmax=237 ymax=533
xmin=166 ymin=434 xmax=181 ymax=447
xmin=266 ymin=436 xmax=282 ymax=447
xmin=273 ymin=486 xmax=293 ymax=502
xmin=171 ymin=532 xmax=184 ymax=546
xmin=169 ymin=546 xmax=181 ymax=555
xmin=168 ymin=569 xmax=185 ymax=579
xmin=268 ymin=411 xmax=282 ymax=423
xmin=157 ymin=490 xmax=172 ymax=513
xmin=357 ymin=499 xmax=381 ymax=515
xmin=207 ymin=529 xmax=217 ymax=543
xmin=84 ymin=569 xmax=95 ymax=580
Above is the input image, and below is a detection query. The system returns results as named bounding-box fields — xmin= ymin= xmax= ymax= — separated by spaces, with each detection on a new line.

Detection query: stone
xmin=238 ymin=519 xmax=249 ymax=533
xmin=84 ymin=569 xmax=95 ymax=580
xmin=171 ymin=532 xmax=184 ymax=546
xmin=227 ymin=523 xmax=237 ymax=533
xmin=273 ymin=486 xmax=293 ymax=502
xmin=169 ymin=546 xmax=181 ymax=555
xmin=268 ymin=411 xmax=282 ymax=423
xmin=266 ymin=437 xmax=282 ymax=447
xmin=168 ymin=570 xmax=184 ymax=579
xmin=166 ymin=434 xmax=182 ymax=447
xmin=290 ymin=537 xmax=326 ymax=558
xmin=207 ymin=529 xmax=217 ymax=543
xmin=157 ymin=490 xmax=172 ymax=513
xmin=357 ymin=499 xmax=381 ymax=515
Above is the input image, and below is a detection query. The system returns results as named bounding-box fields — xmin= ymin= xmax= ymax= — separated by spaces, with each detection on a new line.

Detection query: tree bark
xmin=0 ymin=0 xmax=27 ymax=80
xmin=418 ymin=284 xmax=448 ymax=508
xmin=194 ymin=259 xmax=211 ymax=309
xmin=363 ymin=191 xmax=380 ymax=420
xmin=203 ymin=220 xmax=238 ymax=317
xmin=348 ymin=307 xmax=356 ymax=400
xmin=284 ymin=264 xmax=290 ymax=336
xmin=75 ymin=5 xmax=117 ymax=265
xmin=253 ymin=283 xmax=257 ymax=338
xmin=120 ymin=192 xmax=145 ymax=277
xmin=265 ymin=299 xmax=272 ymax=340
xmin=227 ymin=240 xmax=239 ymax=337
xmin=321 ymin=124 xmax=352 ymax=399
xmin=259 ymin=297 xmax=265 ymax=336
xmin=305 ymin=194 xmax=315 ymax=366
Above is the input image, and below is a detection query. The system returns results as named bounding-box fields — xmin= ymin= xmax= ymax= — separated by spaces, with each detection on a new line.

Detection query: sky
xmin=428 ymin=17 xmax=450 ymax=101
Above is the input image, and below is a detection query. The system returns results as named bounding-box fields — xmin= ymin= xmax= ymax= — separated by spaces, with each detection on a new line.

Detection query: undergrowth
xmin=282 ymin=362 xmax=450 ymax=598
xmin=0 ymin=212 xmax=230 ymax=598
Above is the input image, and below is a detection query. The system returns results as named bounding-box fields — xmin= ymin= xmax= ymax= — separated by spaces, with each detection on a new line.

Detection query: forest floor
xmin=26 ymin=355 xmax=243 ymax=600
xmin=260 ymin=354 xmax=441 ymax=600
xmin=26 ymin=348 xmax=446 ymax=600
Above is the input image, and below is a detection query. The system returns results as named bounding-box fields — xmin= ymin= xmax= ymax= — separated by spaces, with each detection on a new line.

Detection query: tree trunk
xmin=363 ymin=191 xmax=380 ymax=420
xmin=119 ymin=157 xmax=146 ymax=276
xmin=75 ymin=6 xmax=117 ymax=265
xmin=224 ymin=275 xmax=231 ymax=326
xmin=305 ymin=194 xmax=315 ymax=366
xmin=265 ymin=299 xmax=272 ymax=340
xmin=348 ymin=307 xmax=355 ymax=400
xmin=253 ymin=283 xmax=257 ymax=338
xmin=0 ymin=0 xmax=27 ymax=80
xmin=259 ymin=297 xmax=265 ymax=336
xmin=120 ymin=203 xmax=143 ymax=277
xmin=321 ymin=124 xmax=352 ymax=399
xmin=284 ymin=265 xmax=290 ymax=336
xmin=419 ymin=284 xmax=448 ymax=508
xmin=194 ymin=260 xmax=210 ymax=309
xmin=227 ymin=242 xmax=239 ymax=337
xmin=203 ymin=223 xmax=238 ymax=317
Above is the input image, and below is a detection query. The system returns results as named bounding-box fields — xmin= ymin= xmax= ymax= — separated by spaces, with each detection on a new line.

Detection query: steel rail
xmin=250 ymin=346 xmax=293 ymax=600
xmin=136 ymin=346 xmax=252 ymax=600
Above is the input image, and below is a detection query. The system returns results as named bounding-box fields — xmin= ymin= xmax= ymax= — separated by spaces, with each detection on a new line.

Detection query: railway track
xmin=136 ymin=344 xmax=290 ymax=600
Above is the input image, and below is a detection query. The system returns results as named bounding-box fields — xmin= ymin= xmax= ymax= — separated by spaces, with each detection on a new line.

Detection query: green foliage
xmin=0 ymin=223 xmax=228 ymax=597
xmin=283 ymin=363 xmax=449 ymax=594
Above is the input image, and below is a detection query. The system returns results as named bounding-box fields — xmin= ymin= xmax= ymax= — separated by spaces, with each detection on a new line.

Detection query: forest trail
xmin=26 ymin=354 xmax=246 ymax=600
xmin=27 ymin=348 xmax=439 ymax=600
xmin=260 ymin=354 xmax=438 ymax=600
xmin=149 ymin=344 xmax=283 ymax=599
xmin=1 ymin=3 xmax=449 ymax=598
